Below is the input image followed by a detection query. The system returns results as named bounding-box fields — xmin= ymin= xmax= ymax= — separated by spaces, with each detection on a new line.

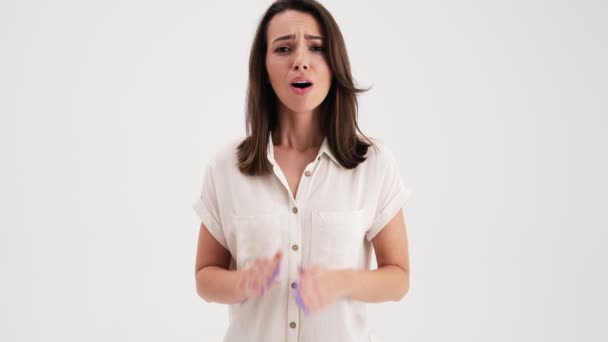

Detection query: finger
xmin=310 ymin=272 xmax=326 ymax=309
xmin=301 ymin=275 xmax=319 ymax=314
xmin=256 ymin=269 xmax=268 ymax=297
xmin=274 ymin=249 xmax=283 ymax=261
xmin=247 ymin=276 xmax=259 ymax=298
xmin=258 ymin=259 xmax=272 ymax=285
xmin=308 ymin=277 xmax=322 ymax=313
xmin=251 ymin=258 xmax=267 ymax=296
xmin=255 ymin=262 xmax=269 ymax=297
xmin=261 ymin=251 xmax=282 ymax=286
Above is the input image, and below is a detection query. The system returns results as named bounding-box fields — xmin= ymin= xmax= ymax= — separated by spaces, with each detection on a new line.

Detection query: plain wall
xmin=1 ymin=0 xmax=606 ymax=341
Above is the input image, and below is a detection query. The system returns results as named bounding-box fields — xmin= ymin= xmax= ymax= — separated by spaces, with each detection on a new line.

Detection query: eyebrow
xmin=271 ymin=34 xmax=324 ymax=45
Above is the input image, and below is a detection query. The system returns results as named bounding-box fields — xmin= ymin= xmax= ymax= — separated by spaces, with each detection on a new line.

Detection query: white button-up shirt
xmin=193 ymin=132 xmax=411 ymax=342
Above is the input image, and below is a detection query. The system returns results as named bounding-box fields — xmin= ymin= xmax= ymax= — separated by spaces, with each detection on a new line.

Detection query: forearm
xmin=195 ymin=266 xmax=246 ymax=304
xmin=339 ymin=265 xmax=409 ymax=302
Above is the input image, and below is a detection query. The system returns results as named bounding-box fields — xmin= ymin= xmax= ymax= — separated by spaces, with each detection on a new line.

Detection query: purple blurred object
xmin=266 ymin=263 xmax=281 ymax=287
xmin=294 ymin=281 xmax=309 ymax=314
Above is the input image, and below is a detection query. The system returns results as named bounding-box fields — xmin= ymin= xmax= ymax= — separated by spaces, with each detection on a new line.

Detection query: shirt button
xmin=290 ymin=322 xmax=297 ymax=329
xmin=304 ymin=170 xmax=311 ymax=177
xmin=292 ymin=207 xmax=298 ymax=214
xmin=291 ymin=282 xmax=297 ymax=289
xmin=292 ymin=244 xmax=299 ymax=251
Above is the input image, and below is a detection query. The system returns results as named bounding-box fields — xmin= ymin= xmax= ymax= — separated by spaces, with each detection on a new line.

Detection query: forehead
xmin=266 ymin=10 xmax=322 ymax=43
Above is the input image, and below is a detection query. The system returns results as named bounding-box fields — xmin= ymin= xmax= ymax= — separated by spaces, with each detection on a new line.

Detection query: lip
xmin=290 ymin=76 xmax=314 ymax=95
xmin=290 ymin=76 xmax=313 ymax=84
xmin=290 ymin=83 xmax=313 ymax=95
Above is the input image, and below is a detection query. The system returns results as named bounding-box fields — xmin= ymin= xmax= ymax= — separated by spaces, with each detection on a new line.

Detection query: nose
xmin=294 ymin=64 xmax=308 ymax=71
xmin=292 ymin=46 xmax=309 ymax=71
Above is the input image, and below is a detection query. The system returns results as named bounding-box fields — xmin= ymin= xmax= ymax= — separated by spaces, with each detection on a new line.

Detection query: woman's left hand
xmin=295 ymin=265 xmax=349 ymax=314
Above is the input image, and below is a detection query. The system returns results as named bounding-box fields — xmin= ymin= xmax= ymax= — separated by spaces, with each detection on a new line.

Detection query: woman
xmin=193 ymin=0 xmax=412 ymax=341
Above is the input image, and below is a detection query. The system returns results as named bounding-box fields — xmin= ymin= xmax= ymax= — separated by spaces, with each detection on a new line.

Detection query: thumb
xmin=274 ymin=249 xmax=283 ymax=261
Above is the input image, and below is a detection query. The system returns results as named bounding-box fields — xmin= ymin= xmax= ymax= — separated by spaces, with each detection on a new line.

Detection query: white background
xmin=1 ymin=0 xmax=607 ymax=341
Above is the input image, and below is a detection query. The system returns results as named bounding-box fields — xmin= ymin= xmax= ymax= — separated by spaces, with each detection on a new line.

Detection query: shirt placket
xmin=270 ymin=152 xmax=324 ymax=342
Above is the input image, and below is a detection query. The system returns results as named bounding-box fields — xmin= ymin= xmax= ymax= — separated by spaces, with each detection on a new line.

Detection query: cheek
xmin=316 ymin=59 xmax=332 ymax=84
xmin=265 ymin=60 xmax=275 ymax=80
xmin=266 ymin=56 xmax=285 ymax=74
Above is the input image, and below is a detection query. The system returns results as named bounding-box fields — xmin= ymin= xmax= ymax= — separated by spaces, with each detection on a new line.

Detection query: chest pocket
xmin=310 ymin=209 xmax=368 ymax=269
xmin=229 ymin=213 xmax=284 ymax=271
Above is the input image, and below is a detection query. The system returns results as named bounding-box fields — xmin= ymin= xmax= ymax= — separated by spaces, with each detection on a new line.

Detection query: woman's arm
xmin=196 ymin=266 xmax=248 ymax=304
xmin=195 ymin=223 xmax=246 ymax=304
xmin=341 ymin=208 xmax=410 ymax=302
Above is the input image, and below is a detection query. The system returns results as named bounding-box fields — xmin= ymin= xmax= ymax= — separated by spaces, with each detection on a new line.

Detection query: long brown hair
xmin=237 ymin=0 xmax=375 ymax=176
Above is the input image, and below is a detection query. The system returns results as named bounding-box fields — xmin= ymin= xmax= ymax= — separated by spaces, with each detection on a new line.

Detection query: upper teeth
xmin=294 ymin=81 xmax=309 ymax=84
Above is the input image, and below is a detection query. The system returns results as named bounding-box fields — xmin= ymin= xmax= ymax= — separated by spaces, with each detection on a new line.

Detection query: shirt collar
xmin=267 ymin=131 xmax=341 ymax=168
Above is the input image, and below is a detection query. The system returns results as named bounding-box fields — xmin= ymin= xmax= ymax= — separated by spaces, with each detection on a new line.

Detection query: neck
xmin=273 ymin=103 xmax=324 ymax=152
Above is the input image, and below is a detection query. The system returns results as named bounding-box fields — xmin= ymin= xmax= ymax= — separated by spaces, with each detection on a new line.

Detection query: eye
xmin=311 ymin=45 xmax=324 ymax=52
xmin=274 ymin=46 xmax=290 ymax=54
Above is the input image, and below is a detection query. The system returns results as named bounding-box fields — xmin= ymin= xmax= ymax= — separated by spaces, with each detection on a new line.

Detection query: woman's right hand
xmin=238 ymin=250 xmax=283 ymax=300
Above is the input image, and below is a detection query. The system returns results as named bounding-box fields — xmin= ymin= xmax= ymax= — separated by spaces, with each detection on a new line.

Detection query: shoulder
xmin=364 ymin=136 xmax=400 ymax=167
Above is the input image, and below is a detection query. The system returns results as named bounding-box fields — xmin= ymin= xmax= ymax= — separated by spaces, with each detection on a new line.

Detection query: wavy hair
xmin=237 ymin=0 xmax=375 ymax=176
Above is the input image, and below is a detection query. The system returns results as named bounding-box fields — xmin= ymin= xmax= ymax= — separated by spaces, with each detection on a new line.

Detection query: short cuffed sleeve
xmin=192 ymin=161 xmax=228 ymax=250
xmin=366 ymin=144 xmax=412 ymax=242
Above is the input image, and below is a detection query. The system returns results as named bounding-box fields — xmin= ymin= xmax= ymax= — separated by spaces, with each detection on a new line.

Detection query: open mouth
xmin=291 ymin=81 xmax=313 ymax=89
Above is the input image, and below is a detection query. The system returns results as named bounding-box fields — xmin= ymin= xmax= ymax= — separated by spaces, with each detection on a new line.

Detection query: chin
xmin=281 ymin=97 xmax=324 ymax=114
xmin=286 ymin=104 xmax=319 ymax=114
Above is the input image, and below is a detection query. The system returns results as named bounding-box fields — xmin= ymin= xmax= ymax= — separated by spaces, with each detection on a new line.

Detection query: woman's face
xmin=265 ymin=10 xmax=332 ymax=115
